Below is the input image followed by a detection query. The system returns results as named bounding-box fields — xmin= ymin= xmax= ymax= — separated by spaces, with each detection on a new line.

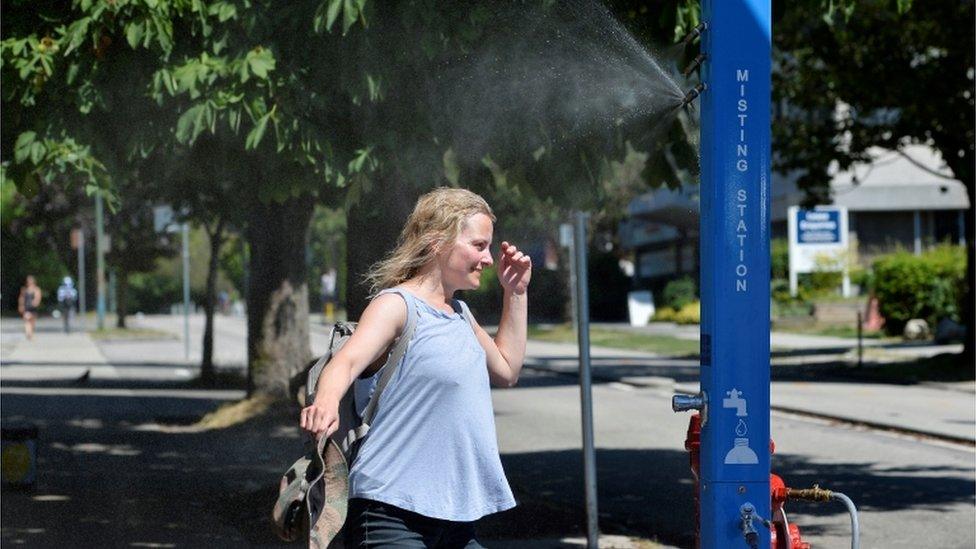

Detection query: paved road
xmin=2 ymin=317 xmax=973 ymax=548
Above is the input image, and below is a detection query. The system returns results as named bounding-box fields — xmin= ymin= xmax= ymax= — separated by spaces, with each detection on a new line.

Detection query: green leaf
xmin=29 ymin=141 xmax=46 ymax=165
xmin=63 ymin=17 xmax=91 ymax=56
xmin=176 ymin=104 xmax=208 ymax=143
xmin=896 ymin=0 xmax=912 ymax=14
xmin=125 ymin=21 xmax=145 ymax=49
xmin=246 ymin=47 xmax=275 ymax=79
xmin=14 ymin=131 xmax=37 ymax=163
xmin=347 ymin=147 xmax=373 ymax=173
xmin=342 ymin=0 xmax=358 ymax=34
xmin=66 ymin=62 xmax=80 ymax=85
xmin=325 ymin=0 xmax=342 ymax=32
xmin=245 ymin=112 xmax=271 ymax=150
xmin=218 ymin=2 xmax=237 ymax=22
xmin=228 ymin=108 xmax=242 ymax=133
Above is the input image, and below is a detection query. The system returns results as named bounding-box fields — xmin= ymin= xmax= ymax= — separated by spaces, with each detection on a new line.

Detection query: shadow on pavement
xmin=525 ymin=353 xmax=973 ymax=387
xmin=2 ymin=389 xmax=973 ymax=548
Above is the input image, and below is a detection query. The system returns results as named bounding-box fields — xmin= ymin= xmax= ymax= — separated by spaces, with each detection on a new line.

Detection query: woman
xmin=18 ymin=275 xmax=42 ymax=340
xmin=300 ymin=187 xmax=531 ymax=548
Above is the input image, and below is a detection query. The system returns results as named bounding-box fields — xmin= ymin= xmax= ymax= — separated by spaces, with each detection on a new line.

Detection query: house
xmin=620 ymin=144 xmax=970 ymax=293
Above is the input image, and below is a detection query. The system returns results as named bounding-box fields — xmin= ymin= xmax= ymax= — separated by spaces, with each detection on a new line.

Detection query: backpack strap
xmin=454 ymin=298 xmax=477 ymax=334
xmin=305 ymin=322 xmax=355 ymax=407
xmin=359 ymin=288 xmax=418 ymax=427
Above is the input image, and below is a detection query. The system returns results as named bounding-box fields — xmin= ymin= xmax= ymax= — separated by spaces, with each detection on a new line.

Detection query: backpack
xmin=272 ymin=289 xmax=422 ymax=548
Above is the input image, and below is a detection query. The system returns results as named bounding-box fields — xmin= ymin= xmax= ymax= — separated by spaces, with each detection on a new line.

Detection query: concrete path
xmin=522 ymin=338 xmax=976 ymax=444
xmin=119 ymin=314 xmax=976 ymax=444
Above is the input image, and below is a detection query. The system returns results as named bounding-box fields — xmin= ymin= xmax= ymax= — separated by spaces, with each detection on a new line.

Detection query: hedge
xmin=872 ymin=245 xmax=967 ymax=335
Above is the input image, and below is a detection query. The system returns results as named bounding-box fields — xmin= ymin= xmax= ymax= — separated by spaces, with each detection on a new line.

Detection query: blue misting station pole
xmin=674 ymin=0 xmax=772 ymax=547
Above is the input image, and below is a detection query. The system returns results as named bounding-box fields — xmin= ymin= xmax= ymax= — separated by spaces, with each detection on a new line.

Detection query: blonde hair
xmin=365 ymin=187 xmax=495 ymax=294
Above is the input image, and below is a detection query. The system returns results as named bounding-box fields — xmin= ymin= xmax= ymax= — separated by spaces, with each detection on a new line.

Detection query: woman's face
xmin=440 ymin=213 xmax=494 ymax=291
xmin=26 ymin=276 xmax=35 ymax=286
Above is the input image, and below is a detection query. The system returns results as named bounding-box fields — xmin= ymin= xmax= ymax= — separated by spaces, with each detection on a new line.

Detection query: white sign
xmin=787 ymin=206 xmax=850 ymax=297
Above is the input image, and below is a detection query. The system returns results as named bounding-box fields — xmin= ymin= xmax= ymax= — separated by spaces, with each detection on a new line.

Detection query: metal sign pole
xmin=77 ymin=229 xmax=86 ymax=329
xmin=95 ymin=194 xmax=107 ymax=330
xmin=573 ymin=212 xmax=599 ymax=548
xmin=182 ymin=222 xmax=191 ymax=363
xmin=686 ymin=0 xmax=772 ymax=546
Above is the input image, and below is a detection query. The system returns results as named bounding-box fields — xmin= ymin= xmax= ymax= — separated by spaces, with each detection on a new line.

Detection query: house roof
xmin=772 ymin=145 xmax=969 ymax=219
xmin=630 ymin=145 xmax=969 ymax=230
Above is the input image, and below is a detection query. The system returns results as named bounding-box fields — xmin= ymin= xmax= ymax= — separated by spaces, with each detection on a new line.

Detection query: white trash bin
xmin=627 ymin=290 xmax=655 ymax=327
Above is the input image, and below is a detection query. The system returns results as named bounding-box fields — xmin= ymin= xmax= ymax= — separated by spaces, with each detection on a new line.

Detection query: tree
xmin=2 ymin=1 xmax=365 ymax=397
xmin=2 ymin=0 xmax=705 ymax=396
xmin=773 ymin=0 xmax=975 ymax=362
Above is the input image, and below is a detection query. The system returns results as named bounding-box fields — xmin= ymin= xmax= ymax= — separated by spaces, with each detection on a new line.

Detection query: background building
xmin=621 ymin=144 xmax=970 ymax=293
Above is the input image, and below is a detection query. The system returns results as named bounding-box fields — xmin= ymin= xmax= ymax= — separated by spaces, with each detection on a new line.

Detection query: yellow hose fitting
xmin=787 ymin=484 xmax=834 ymax=502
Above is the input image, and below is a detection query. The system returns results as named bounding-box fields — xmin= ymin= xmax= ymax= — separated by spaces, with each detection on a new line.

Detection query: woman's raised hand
xmin=497 ymin=241 xmax=532 ymax=295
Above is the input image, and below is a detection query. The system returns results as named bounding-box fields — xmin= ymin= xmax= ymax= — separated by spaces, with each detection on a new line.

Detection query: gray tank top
xmin=348 ymin=289 xmax=516 ymax=521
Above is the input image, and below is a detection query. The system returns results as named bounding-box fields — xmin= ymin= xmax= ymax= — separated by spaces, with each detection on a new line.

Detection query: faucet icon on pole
xmin=723 ymin=388 xmax=747 ymax=417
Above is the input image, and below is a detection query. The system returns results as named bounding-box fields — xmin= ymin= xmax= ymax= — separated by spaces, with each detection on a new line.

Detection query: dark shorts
xmin=347 ymin=498 xmax=485 ymax=549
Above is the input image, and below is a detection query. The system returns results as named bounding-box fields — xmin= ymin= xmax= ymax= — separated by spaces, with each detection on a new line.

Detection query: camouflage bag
xmin=272 ymin=289 xmax=418 ymax=548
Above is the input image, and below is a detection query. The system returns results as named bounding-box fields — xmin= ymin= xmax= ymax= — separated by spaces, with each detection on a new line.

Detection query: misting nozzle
xmin=682 ymin=54 xmax=706 ymax=78
xmin=681 ymin=83 xmax=706 ymax=106
xmin=682 ymin=22 xmax=707 ymax=45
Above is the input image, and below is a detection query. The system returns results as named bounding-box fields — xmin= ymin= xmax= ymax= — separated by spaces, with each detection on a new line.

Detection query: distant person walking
xmin=57 ymin=276 xmax=79 ymax=333
xmin=17 ymin=275 xmax=42 ymax=340
xmin=300 ymin=187 xmax=532 ymax=548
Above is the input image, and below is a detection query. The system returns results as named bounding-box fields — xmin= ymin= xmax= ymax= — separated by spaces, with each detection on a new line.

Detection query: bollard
xmin=1 ymin=425 xmax=38 ymax=489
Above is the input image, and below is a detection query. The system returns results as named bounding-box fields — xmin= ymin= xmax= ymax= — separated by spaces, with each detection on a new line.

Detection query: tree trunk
xmin=201 ymin=219 xmax=225 ymax=386
xmin=942 ymin=151 xmax=973 ymax=368
xmin=345 ymin=171 xmax=419 ymax=319
xmin=246 ymin=196 xmax=315 ymax=398
xmin=115 ymin=269 xmax=129 ymax=329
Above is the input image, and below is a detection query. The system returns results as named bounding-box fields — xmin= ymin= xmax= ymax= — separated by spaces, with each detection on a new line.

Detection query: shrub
xmin=672 ymin=301 xmax=700 ymax=324
xmin=770 ymin=238 xmax=789 ymax=280
xmin=872 ymin=245 xmax=967 ymax=335
xmin=653 ymin=301 xmax=700 ymax=325
xmin=662 ymin=276 xmax=697 ymax=310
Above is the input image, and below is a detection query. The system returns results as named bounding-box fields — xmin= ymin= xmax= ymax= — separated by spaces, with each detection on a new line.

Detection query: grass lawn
xmin=772 ymin=322 xmax=895 ymax=340
xmin=528 ymin=324 xmax=699 ymax=356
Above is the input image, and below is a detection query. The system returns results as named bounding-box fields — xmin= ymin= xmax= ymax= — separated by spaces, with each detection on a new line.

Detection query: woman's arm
xmin=471 ymin=290 xmax=527 ymax=387
xmin=300 ymin=292 xmax=407 ymax=438
xmin=33 ymin=289 xmax=42 ymax=307
xmin=475 ymin=241 xmax=531 ymax=387
xmin=17 ymin=289 xmax=25 ymax=314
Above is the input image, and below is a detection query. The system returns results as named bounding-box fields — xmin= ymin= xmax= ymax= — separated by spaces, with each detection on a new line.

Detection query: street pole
xmin=573 ymin=212 xmax=599 ymax=548
xmin=95 ymin=194 xmax=107 ymax=330
xmin=695 ymin=1 xmax=772 ymax=546
xmin=77 ymin=228 xmax=86 ymax=329
xmin=182 ymin=222 xmax=191 ymax=363
xmin=108 ymin=269 xmax=117 ymax=313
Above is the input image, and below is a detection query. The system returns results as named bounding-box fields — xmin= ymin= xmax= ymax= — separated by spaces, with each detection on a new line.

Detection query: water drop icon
xmin=735 ymin=419 xmax=748 ymax=437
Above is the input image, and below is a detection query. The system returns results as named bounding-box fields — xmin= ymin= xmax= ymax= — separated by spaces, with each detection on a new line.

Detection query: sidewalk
xmin=523 ymin=338 xmax=976 ymax=444
xmin=0 ymin=323 xmax=680 ymax=548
